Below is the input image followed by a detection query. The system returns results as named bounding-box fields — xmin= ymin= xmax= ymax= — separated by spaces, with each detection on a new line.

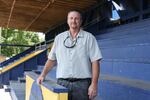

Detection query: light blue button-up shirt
xmin=48 ymin=29 xmax=102 ymax=78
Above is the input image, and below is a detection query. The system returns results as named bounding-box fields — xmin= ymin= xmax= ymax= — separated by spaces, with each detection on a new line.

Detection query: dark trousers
xmin=57 ymin=78 xmax=91 ymax=100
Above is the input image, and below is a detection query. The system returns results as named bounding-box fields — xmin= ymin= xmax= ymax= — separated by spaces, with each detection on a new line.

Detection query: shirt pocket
xmin=77 ymin=45 xmax=87 ymax=58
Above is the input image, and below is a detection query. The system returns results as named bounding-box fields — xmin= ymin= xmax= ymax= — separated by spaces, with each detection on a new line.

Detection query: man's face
xmin=67 ymin=11 xmax=82 ymax=30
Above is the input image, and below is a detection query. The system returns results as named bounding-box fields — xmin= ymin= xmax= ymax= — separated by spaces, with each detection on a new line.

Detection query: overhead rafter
xmin=7 ymin=0 xmax=16 ymax=28
xmin=24 ymin=0 xmax=55 ymax=31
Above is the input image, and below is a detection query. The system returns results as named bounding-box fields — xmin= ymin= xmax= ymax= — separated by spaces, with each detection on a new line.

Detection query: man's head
xmin=67 ymin=10 xmax=82 ymax=30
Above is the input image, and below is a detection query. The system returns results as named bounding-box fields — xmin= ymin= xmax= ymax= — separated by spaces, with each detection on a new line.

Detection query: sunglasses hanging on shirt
xmin=63 ymin=36 xmax=77 ymax=48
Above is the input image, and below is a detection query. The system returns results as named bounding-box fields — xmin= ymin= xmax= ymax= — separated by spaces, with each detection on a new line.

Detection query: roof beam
xmin=24 ymin=0 xmax=55 ymax=31
xmin=7 ymin=0 xmax=16 ymax=28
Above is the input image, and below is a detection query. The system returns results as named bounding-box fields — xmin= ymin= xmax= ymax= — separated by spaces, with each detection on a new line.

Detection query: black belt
xmin=58 ymin=78 xmax=91 ymax=82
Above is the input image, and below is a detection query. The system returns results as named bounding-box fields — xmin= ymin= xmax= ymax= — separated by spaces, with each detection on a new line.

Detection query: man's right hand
xmin=36 ymin=59 xmax=55 ymax=85
xmin=37 ymin=75 xmax=45 ymax=85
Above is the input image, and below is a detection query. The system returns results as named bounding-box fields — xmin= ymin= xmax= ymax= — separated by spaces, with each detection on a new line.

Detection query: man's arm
xmin=88 ymin=60 xmax=100 ymax=99
xmin=37 ymin=59 xmax=56 ymax=84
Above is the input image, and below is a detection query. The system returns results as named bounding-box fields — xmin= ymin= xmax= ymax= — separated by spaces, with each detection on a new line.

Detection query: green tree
xmin=1 ymin=28 xmax=41 ymax=57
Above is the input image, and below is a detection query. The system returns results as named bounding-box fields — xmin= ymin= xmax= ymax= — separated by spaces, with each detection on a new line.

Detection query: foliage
xmin=1 ymin=28 xmax=41 ymax=57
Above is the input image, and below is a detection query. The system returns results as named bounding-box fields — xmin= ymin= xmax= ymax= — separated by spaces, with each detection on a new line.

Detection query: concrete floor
xmin=0 ymin=85 xmax=12 ymax=100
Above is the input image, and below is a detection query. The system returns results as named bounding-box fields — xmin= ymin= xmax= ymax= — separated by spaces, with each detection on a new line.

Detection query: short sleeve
xmin=88 ymin=36 xmax=102 ymax=62
xmin=48 ymin=37 xmax=57 ymax=60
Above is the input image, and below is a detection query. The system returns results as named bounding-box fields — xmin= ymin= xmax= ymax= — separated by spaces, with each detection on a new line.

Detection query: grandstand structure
xmin=0 ymin=0 xmax=150 ymax=100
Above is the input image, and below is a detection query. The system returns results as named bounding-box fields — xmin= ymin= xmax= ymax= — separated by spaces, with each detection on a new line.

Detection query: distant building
xmin=0 ymin=54 xmax=7 ymax=63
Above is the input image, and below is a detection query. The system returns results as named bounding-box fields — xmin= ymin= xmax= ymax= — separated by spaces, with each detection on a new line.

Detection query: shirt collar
xmin=67 ymin=29 xmax=84 ymax=38
xmin=77 ymin=29 xmax=84 ymax=38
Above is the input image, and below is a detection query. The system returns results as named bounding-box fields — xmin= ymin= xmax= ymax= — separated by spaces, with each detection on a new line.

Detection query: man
xmin=37 ymin=10 xmax=102 ymax=100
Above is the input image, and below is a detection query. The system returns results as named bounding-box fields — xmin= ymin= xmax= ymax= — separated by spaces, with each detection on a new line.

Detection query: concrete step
xmin=18 ymin=77 xmax=26 ymax=83
xmin=9 ymin=81 xmax=25 ymax=100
